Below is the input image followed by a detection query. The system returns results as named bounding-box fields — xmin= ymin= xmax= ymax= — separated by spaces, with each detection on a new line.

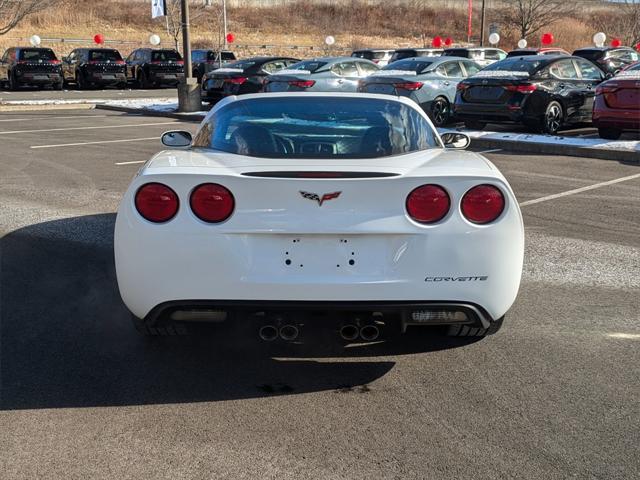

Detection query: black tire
xmin=76 ymin=70 xmax=88 ymax=90
xmin=8 ymin=70 xmax=19 ymax=91
xmin=447 ymin=316 xmax=504 ymax=337
xmin=542 ymin=100 xmax=563 ymax=135
xmin=131 ymin=314 xmax=188 ymax=337
xmin=430 ymin=96 xmax=451 ymax=127
xmin=54 ymin=79 xmax=64 ymax=91
xmin=598 ymin=127 xmax=622 ymax=140
xmin=464 ymin=120 xmax=486 ymax=130
xmin=139 ymin=69 xmax=151 ymax=89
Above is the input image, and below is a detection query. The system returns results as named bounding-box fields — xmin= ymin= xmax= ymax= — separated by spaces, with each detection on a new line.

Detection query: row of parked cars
xmin=1 ymin=44 xmax=637 ymax=138
xmin=0 ymin=46 xmax=236 ymax=90
xmin=200 ymin=46 xmax=639 ymax=139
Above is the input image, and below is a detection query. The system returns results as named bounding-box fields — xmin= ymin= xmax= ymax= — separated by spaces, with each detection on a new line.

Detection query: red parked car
xmin=592 ymin=63 xmax=640 ymax=139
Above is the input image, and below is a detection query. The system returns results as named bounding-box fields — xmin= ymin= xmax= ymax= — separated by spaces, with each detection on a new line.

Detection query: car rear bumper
xmin=15 ymin=72 xmax=62 ymax=84
xmin=453 ymin=103 xmax=528 ymax=123
xmin=143 ymin=299 xmax=495 ymax=329
xmin=88 ymin=72 xmax=126 ymax=85
xmin=593 ymin=110 xmax=640 ymax=130
xmin=149 ymin=72 xmax=182 ymax=84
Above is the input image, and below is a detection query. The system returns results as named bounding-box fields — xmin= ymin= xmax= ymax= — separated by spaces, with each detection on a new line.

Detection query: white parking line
xmin=0 ymin=115 xmax=109 ymax=123
xmin=520 ymin=173 xmax=640 ymax=207
xmin=478 ymin=148 xmax=503 ymax=154
xmin=0 ymin=121 xmax=177 ymax=135
xmin=115 ymin=160 xmax=146 ymax=166
xmin=31 ymin=137 xmax=158 ymax=149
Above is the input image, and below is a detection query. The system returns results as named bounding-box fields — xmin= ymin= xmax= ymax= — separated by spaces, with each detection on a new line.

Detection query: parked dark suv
xmin=201 ymin=56 xmax=299 ymax=103
xmin=125 ymin=48 xmax=184 ymax=88
xmin=62 ymin=48 xmax=126 ymax=89
xmin=0 ymin=47 xmax=63 ymax=90
xmin=191 ymin=50 xmax=236 ymax=83
xmin=572 ymin=47 xmax=639 ymax=75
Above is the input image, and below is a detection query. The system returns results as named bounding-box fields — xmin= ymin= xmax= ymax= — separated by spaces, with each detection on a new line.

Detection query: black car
xmin=62 ymin=48 xmax=127 ymax=89
xmin=125 ymin=48 xmax=184 ymax=88
xmin=191 ymin=50 xmax=236 ymax=83
xmin=453 ymin=55 xmax=606 ymax=134
xmin=572 ymin=47 xmax=639 ymax=75
xmin=201 ymin=56 xmax=299 ymax=104
xmin=389 ymin=48 xmax=443 ymax=63
xmin=0 ymin=47 xmax=63 ymax=90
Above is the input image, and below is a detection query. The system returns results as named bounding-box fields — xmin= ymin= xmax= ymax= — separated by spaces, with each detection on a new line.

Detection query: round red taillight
xmin=135 ymin=183 xmax=179 ymax=223
xmin=461 ymin=185 xmax=505 ymax=224
xmin=190 ymin=183 xmax=235 ymax=223
xmin=406 ymin=184 xmax=450 ymax=224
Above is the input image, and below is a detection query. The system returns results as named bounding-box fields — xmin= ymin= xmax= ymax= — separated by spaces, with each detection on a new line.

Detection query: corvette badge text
xmin=425 ymin=276 xmax=489 ymax=282
xmin=300 ymin=191 xmax=342 ymax=206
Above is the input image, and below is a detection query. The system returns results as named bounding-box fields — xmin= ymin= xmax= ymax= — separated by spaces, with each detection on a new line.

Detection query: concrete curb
xmin=0 ymin=103 xmax=97 ymax=112
xmin=468 ymin=136 xmax=639 ymax=163
xmin=96 ymin=104 xmax=205 ymax=122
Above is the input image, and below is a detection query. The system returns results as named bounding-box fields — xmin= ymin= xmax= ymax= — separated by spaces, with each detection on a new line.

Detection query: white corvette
xmin=115 ymin=93 xmax=524 ymax=340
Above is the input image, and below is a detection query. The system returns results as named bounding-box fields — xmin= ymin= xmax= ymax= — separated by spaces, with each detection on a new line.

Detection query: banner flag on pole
xmin=152 ymin=0 xmax=167 ymax=19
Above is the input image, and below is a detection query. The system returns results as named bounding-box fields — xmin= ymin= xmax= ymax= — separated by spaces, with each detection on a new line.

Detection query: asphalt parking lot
xmin=1 ymin=108 xmax=638 ymax=479
xmin=0 ymin=87 xmax=176 ymax=103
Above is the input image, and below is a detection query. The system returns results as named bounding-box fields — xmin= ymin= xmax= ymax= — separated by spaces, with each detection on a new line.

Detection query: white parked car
xmin=115 ymin=93 xmax=524 ymax=341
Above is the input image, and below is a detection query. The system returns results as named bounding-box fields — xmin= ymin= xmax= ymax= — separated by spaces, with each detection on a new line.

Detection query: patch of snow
xmin=371 ymin=70 xmax=417 ymax=77
xmin=439 ymin=128 xmax=640 ymax=153
xmin=272 ymin=69 xmax=312 ymax=75
xmin=614 ymin=71 xmax=640 ymax=79
xmin=104 ymin=98 xmax=208 ymax=116
xmin=211 ymin=68 xmax=244 ymax=73
xmin=472 ymin=70 xmax=530 ymax=78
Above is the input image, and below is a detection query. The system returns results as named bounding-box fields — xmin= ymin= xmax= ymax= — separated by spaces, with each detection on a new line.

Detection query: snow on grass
xmin=441 ymin=128 xmax=640 ymax=153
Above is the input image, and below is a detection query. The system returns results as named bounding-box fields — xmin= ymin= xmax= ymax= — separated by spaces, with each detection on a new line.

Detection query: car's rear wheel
xmin=598 ymin=127 xmax=622 ymax=140
xmin=8 ymin=70 xmax=19 ymax=91
xmin=447 ymin=316 xmax=504 ymax=337
xmin=138 ymin=70 xmax=151 ymax=89
xmin=542 ymin=101 xmax=563 ymax=135
xmin=430 ymin=96 xmax=451 ymax=127
xmin=131 ymin=314 xmax=188 ymax=336
xmin=76 ymin=70 xmax=89 ymax=90
xmin=464 ymin=120 xmax=486 ymax=130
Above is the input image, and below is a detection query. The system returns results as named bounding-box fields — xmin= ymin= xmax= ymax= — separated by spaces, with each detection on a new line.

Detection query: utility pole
xmin=479 ymin=0 xmax=486 ymax=46
xmin=222 ymin=0 xmax=228 ymax=48
xmin=177 ymin=0 xmax=201 ymax=112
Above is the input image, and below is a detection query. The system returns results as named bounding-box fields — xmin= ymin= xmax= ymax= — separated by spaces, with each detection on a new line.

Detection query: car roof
xmin=210 ymin=91 xmax=423 ymax=114
xmin=391 ymin=56 xmax=468 ymax=65
xmin=574 ymin=46 xmax=633 ymax=52
xmin=396 ymin=48 xmax=442 ymax=52
xmin=353 ymin=49 xmax=393 ymax=52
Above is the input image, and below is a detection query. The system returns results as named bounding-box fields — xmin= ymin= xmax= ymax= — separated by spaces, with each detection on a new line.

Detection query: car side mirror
xmin=161 ymin=131 xmax=192 ymax=148
xmin=441 ymin=132 xmax=470 ymax=150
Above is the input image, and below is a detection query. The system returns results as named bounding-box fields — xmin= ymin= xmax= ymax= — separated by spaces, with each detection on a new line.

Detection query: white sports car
xmin=115 ymin=93 xmax=524 ymax=340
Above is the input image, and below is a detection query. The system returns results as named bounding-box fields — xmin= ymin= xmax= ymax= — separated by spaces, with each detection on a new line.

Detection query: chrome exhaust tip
xmin=279 ymin=324 xmax=299 ymax=341
xmin=359 ymin=324 xmax=380 ymax=342
xmin=259 ymin=325 xmax=279 ymax=342
xmin=339 ymin=324 xmax=360 ymax=341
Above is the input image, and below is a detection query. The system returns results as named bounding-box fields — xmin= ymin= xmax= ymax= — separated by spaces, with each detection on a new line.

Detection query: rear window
xmin=353 ymin=51 xmax=388 ymax=60
xmin=391 ymin=50 xmax=417 ymax=61
xmin=207 ymin=51 xmax=236 ymax=61
xmin=443 ymin=49 xmax=469 ymax=58
xmin=227 ymin=60 xmax=256 ymax=70
xmin=151 ymin=50 xmax=181 ymax=62
xmin=89 ymin=50 xmax=122 ymax=62
xmin=287 ymin=60 xmax=328 ymax=73
xmin=19 ymin=49 xmax=56 ymax=61
xmin=383 ymin=59 xmax=434 ymax=73
xmin=573 ymin=50 xmax=604 ymax=62
xmin=481 ymin=58 xmax=543 ymax=74
xmin=193 ymin=97 xmax=439 ymax=158
xmin=507 ymin=50 xmax=536 ymax=57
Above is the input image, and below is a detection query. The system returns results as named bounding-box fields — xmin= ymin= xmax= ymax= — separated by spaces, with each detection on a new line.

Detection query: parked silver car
xmin=351 ymin=49 xmax=395 ymax=67
xmin=358 ymin=56 xmax=481 ymax=126
xmin=263 ymin=57 xmax=379 ymax=93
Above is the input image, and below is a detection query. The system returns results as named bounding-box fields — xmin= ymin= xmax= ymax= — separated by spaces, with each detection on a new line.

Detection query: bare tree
xmin=591 ymin=0 xmax=640 ymax=47
xmin=0 ymin=0 xmax=59 ymax=35
xmin=499 ymin=0 xmax=577 ymax=39
xmin=162 ymin=0 xmax=214 ymax=52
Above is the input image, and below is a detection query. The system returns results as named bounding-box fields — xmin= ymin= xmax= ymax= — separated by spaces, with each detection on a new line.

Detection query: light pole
xmin=177 ymin=0 xmax=201 ymax=112
xmin=222 ymin=0 xmax=228 ymax=48
xmin=479 ymin=0 xmax=486 ymax=46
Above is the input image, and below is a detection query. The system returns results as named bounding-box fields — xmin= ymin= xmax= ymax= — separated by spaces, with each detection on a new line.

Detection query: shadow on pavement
xmin=1 ymin=214 xmax=476 ymax=410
